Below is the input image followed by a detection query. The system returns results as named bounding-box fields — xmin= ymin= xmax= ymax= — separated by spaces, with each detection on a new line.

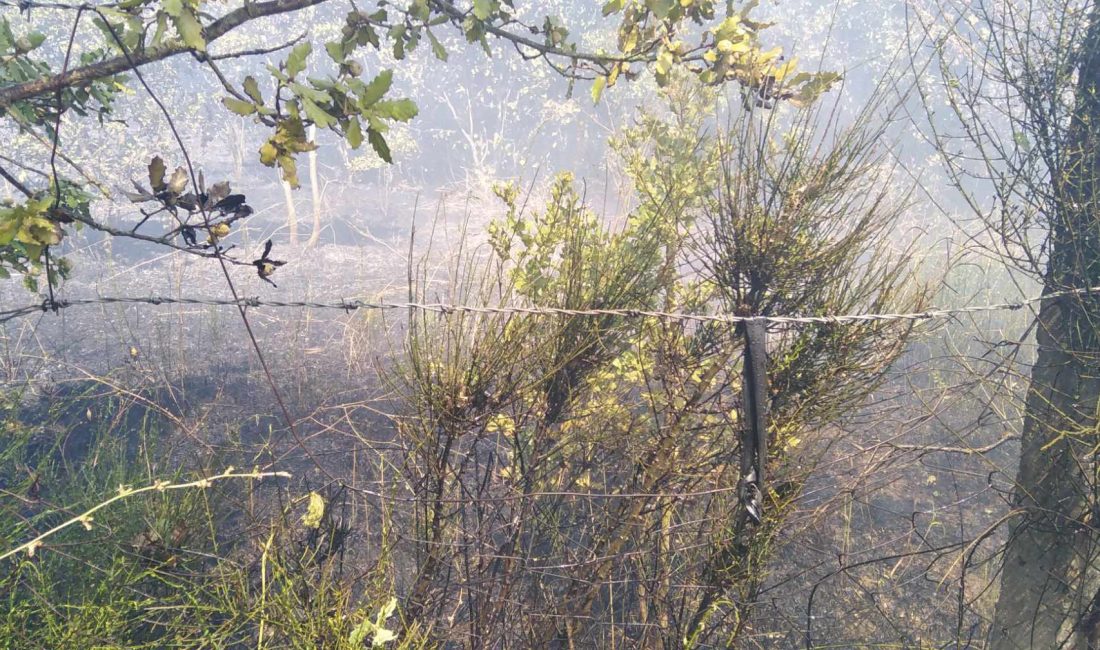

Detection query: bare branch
xmin=0 ymin=0 xmax=328 ymax=109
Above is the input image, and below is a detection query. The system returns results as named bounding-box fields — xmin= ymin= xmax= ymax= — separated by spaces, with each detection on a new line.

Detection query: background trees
xmin=920 ymin=1 xmax=1100 ymax=645
xmin=0 ymin=0 xmax=835 ymax=291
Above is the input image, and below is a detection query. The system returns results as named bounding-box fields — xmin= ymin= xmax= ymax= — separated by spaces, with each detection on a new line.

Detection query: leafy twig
xmin=0 ymin=469 xmax=291 ymax=562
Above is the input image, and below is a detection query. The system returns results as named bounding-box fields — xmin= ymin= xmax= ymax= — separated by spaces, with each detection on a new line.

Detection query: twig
xmin=0 ymin=163 xmax=33 ymax=197
xmin=0 ymin=469 xmax=291 ymax=562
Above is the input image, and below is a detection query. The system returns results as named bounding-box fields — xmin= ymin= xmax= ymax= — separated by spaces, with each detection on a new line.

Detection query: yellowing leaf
xmin=148 ymin=156 xmax=166 ymax=192
xmin=222 ymin=97 xmax=256 ymax=116
xmin=655 ymin=49 xmax=674 ymax=75
xmin=259 ymin=141 xmax=278 ymax=166
xmin=278 ymin=154 xmax=300 ymax=187
xmin=756 ymin=46 xmax=782 ymax=65
xmin=591 ymin=75 xmax=607 ymax=104
xmin=302 ymin=491 xmax=324 ymax=528
xmin=486 ymin=414 xmax=516 ymax=434
xmin=772 ymin=56 xmax=798 ymax=81
xmin=172 ymin=10 xmax=205 ymax=51
xmin=608 ymin=62 xmax=622 ymax=86
xmin=167 ymin=167 xmax=188 ymax=194
xmin=620 ymin=26 xmax=639 ymax=53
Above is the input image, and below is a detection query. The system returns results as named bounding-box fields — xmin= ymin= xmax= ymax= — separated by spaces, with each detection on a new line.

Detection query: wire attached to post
xmin=740 ymin=318 xmax=769 ymax=525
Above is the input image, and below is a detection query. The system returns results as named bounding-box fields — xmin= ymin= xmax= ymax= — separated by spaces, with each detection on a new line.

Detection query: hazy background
xmin=0 ymin=1 xmax=1040 ymax=645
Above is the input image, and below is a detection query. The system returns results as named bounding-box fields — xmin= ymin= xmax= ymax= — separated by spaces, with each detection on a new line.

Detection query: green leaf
xmin=368 ymin=130 xmax=392 ymax=163
xmin=427 ymin=30 xmax=448 ymax=61
xmin=151 ymin=12 xmax=168 ymax=46
xmin=0 ymin=216 xmax=18 ymax=247
xmin=13 ymin=32 xmax=45 ymax=53
xmin=172 ymin=10 xmax=205 ymax=51
xmin=373 ymin=98 xmax=418 ymax=121
xmin=0 ymin=18 xmax=13 ymax=51
xmin=222 ymin=97 xmax=256 ymax=116
xmin=266 ymin=63 xmax=289 ymax=83
xmin=365 ymin=115 xmax=388 ymax=133
xmin=346 ymin=117 xmax=363 ymax=149
xmin=356 ymin=24 xmax=380 ymax=49
xmin=325 ymin=40 xmax=346 ymax=62
xmin=348 ymin=620 xmax=374 ymax=646
xmin=0 ymin=266 xmax=9 ymax=280
xmin=301 ymin=98 xmax=336 ymax=128
xmin=646 ymin=0 xmax=674 ymax=19
xmin=160 ymin=0 xmax=182 ymax=17
xmin=242 ymin=76 xmax=263 ymax=103
xmin=286 ymin=41 xmax=312 ymax=78
xmin=290 ymin=82 xmax=331 ymax=103
xmin=359 ymin=69 xmax=392 ymax=107
xmin=1013 ymin=131 xmax=1032 ymax=153
xmin=473 ymin=0 xmax=494 ymax=20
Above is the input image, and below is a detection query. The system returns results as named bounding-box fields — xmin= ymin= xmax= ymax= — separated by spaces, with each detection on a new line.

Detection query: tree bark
xmin=306 ymin=125 xmax=322 ymax=248
xmin=990 ymin=4 xmax=1100 ymax=647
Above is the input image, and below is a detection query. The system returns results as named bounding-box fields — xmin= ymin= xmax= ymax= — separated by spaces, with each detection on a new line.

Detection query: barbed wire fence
xmin=0 ymin=277 xmax=1084 ymax=646
xmin=2 ymin=283 xmax=1093 ymax=326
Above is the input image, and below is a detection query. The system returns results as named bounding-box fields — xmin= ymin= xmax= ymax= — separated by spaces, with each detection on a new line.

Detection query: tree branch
xmin=0 ymin=163 xmax=34 ymax=197
xmin=0 ymin=0 xmax=328 ymax=109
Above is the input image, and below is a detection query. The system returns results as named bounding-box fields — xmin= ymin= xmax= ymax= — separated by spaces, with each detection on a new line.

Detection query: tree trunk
xmin=306 ymin=125 xmax=322 ymax=249
xmin=990 ymin=5 xmax=1100 ymax=648
xmin=281 ymin=175 xmax=298 ymax=246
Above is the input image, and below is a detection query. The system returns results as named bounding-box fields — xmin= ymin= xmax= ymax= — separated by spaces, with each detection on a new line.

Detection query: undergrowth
xmin=0 ymin=381 xmax=421 ymax=650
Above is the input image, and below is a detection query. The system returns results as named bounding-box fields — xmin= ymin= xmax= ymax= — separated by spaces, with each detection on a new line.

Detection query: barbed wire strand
xmin=1 ymin=284 xmax=1093 ymax=326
